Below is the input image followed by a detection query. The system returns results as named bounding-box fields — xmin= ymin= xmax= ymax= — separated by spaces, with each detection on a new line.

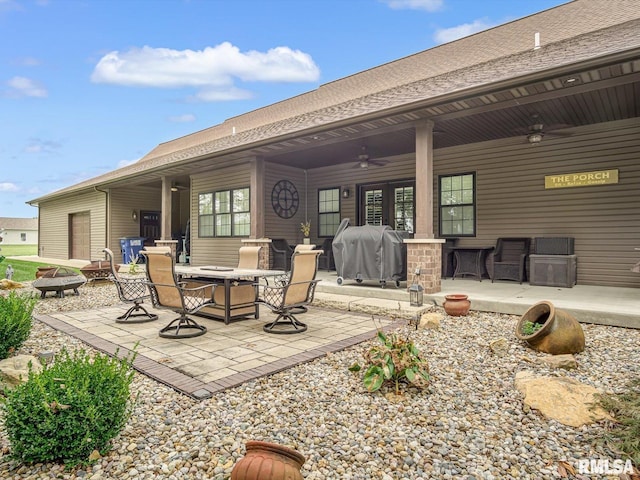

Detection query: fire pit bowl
xmin=32 ymin=267 xmax=87 ymax=298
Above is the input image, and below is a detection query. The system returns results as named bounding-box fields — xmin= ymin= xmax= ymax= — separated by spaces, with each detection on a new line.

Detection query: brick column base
xmin=241 ymin=238 xmax=272 ymax=270
xmin=404 ymin=239 xmax=445 ymax=294
xmin=154 ymin=240 xmax=178 ymax=260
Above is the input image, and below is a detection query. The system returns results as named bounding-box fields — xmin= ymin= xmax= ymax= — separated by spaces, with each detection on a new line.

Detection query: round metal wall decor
xmin=271 ymin=179 xmax=299 ymax=218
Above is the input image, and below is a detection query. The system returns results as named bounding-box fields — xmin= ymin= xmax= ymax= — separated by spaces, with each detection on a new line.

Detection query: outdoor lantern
xmin=342 ymin=187 xmax=350 ymax=198
xmin=131 ymin=210 xmax=138 ymax=222
xmin=409 ymin=280 xmax=424 ymax=307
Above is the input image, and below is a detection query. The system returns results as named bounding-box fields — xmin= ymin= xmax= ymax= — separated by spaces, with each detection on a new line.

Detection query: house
xmin=0 ymin=217 xmax=38 ymax=245
xmin=28 ymin=0 xmax=640 ymax=291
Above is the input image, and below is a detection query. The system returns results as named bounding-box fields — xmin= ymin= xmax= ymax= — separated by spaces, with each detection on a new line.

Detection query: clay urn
xmin=231 ymin=441 xmax=305 ymax=480
xmin=443 ymin=294 xmax=471 ymax=316
xmin=515 ymin=300 xmax=585 ymax=355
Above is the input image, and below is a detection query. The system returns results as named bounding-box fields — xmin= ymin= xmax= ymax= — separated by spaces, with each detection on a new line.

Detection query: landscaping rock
xmin=539 ymin=354 xmax=578 ymax=370
xmin=419 ymin=312 xmax=442 ymax=330
xmin=489 ymin=337 xmax=509 ymax=356
xmin=0 ymin=354 xmax=42 ymax=389
xmin=514 ymin=370 xmax=613 ymax=427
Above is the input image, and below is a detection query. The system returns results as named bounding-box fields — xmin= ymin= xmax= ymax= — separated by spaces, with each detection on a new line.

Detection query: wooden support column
xmin=415 ymin=120 xmax=434 ymax=239
xmin=250 ymin=157 xmax=265 ymax=239
xmin=161 ymin=177 xmax=172 ymax=240
xmin=406 ymin=121 xmax=442 ymax=292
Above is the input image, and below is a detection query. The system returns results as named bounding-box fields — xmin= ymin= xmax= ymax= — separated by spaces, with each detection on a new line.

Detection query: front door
xmin=358 ymin=181 xmax=415 ymax=233
xmin=140 ymin=211 xmax=161 ymax=246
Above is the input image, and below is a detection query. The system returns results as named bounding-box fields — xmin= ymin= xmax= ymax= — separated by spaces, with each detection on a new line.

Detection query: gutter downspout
xmin=26 ymin=200 xmax=43 ymax=257
xmin=94 ymin=186 xmax=109 ymax=257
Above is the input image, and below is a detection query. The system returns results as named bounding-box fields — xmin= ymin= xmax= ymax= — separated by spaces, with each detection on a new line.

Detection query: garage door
xmin=70 ymin=211 xmax=90 ymax=260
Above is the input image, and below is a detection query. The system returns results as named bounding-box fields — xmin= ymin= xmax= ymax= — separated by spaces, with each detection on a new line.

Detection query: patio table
xmin=451 ymin=247 xmax=494 ymax=281
xmin=174 ymin=265 xmax=285 ymax=324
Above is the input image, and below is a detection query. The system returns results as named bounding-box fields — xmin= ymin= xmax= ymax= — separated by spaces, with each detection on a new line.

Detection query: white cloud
xmin=381 ymin=0 xmax=443 ymax=11
xmin=90 ymin=42 xmax=320 ymax=102
xmin=0 ymin=182 xmax=19 ymax=192
xmin=117 ymin=158 xmax=139 ymax=168
xmin=24 ymin=138 xmax=62 ymax=154
xmin=5 ymin=76 xmax=48 ymax=98
xmin=168 ymin=113 xmax=196 ymax=123
xmin=188 ymin=86 xmax=253 ymax=102
xmin=434 ymin=18 xmax=495 ymax=44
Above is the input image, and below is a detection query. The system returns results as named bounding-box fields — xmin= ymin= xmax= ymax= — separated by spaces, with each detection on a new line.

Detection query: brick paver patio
xmin=36 ymin=305 xmax=403 ymax=400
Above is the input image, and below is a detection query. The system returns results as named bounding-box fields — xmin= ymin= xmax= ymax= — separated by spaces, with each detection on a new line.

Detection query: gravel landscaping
xmin=1 ymin=281 xmax=638 ymax=479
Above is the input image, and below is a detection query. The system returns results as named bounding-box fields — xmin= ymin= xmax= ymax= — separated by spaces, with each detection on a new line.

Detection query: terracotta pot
xmin=35 ymin=266 xmax=56 ymax=279
xmin=443 ymin=294 xmax=471 ymax=316
xmin=515 ymin=300 xmax=585 ymax=354
xmin=231 ymin=441 xmax=305 ymax=480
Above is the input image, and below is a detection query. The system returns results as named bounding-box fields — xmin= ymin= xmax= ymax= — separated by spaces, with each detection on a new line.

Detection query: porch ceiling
xmin=260 ymin=59 xmax=640 ymax=170
xmin=121 ymin=55 xmax=640 ymax=189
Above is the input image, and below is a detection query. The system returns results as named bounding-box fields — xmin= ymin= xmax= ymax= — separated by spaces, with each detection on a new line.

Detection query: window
xmin=393 ymin=186 xmax=414 ymax=233
xmin=198 ymin=187 xmax=250 ymax=237
xmin=359 ymin=180 xmax=414 ymax=233
xmin=317 ymin=187 xmax=340 ymax=237
xmin=439 ymin=173 xmax=475 ymax=237
xmin=20 ymin=233 xmax=26 ymax=242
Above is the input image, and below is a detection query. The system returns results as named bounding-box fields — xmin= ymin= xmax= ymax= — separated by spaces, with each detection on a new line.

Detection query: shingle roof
xmin=0 ymin=217 xmax=38 ymax=231
xmin=29 ymin=0 xmax=640 ymax=203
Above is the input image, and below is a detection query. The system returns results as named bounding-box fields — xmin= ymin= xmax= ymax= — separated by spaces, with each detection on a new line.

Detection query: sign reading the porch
xmin=544 ymin=169 xmax=619 ymax=189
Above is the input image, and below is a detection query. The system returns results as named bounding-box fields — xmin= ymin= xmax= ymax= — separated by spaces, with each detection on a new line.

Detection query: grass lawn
xmin=0 ymin=258 xmax=79 ymax=283
xmin=0 ymin=244 xmax=38 ymax=256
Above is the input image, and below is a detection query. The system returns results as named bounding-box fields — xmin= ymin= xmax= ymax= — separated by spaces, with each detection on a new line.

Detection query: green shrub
xmin=0 ymin=291 xmax=37 ymax=360
xmin=350 ymin=330 xmax=430 ymax=395
xmin=596 ymin=378 xmax=640 ymax=466
xmin=3 ymin=347 xmax=137 ymax=466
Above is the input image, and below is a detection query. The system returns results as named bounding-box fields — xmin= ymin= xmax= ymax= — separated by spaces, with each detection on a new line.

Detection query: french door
xmin=359 ymin=181 xmax=415 ymax=233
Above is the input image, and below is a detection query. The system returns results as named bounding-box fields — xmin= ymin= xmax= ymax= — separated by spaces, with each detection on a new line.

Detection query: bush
xmin=350 ymin=330 xmax=430 ymax=395
xmin=596 ymin=378 xmax=640 ymax=467
xmin=3 ymin=347 xmax=137 ymax=466
xmin=0 ymin=291 xmax=37 ymax=360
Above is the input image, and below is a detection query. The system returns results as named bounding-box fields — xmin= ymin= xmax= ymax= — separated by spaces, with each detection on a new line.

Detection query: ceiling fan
xmin=352 ymin=146 xmax=388 ymax=169
xmin=171 ymin=182 xmax=189 ymax=192
xmin=522 ymin=114 xmax=573 ymax=145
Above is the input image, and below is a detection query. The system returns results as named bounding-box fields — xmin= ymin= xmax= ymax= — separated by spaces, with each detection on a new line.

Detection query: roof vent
xmin=534 ymin=32 xmax=541 ymax=50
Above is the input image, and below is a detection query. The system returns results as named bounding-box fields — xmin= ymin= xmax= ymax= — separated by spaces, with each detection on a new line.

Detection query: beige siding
xmin=264 ymin=165 xmax=307 ymax=243
xmin=38 ymin=191 xmax=106 ymax=261
xmin=433 ymin=119 xmax=640 ymax=288
xmin=190 ymin=164 xmax=252 ymax=266
xmin=109 ymin=186 xmax=162 ymax=257
xmin=305 ymin=154 xmax=415 ymax=237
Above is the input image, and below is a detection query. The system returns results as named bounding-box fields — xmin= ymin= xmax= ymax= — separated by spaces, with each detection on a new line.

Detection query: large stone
xmin=0 ymin=278 xmax=24 ymax=290
xmin=515 ymin=371 xmax=613 ymax=427
xmin=419 ymin=312 xmax=442 ymax=330
xmin=0 ymin=354 xmax=42 ymax=389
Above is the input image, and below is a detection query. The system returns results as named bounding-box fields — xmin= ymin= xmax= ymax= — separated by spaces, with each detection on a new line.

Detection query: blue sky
xmin=1 ymin=0 xmax=567 ymax=218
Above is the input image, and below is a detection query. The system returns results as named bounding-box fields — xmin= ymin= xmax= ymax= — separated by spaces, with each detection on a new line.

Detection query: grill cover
xmin=332 ymin=219 xmax=408 ymax=284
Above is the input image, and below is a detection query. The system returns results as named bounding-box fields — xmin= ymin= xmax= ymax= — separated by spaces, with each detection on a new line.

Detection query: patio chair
xmin=237 ymin=245 xmax=262 ymax=269
xmin=102 ymin=248 xmax=158 ymax=324
xmin=489 ymin=237 xmax=531 ymax=284
xmin=141 ymin=250 xmax=217 ymax=338
xmin=270 ymin=238 xmax=293 ymax=270
xmin=317 ymin=238 xmax=335 ymax=271
xmin=258 ymin=250 xmax=321 ymax=334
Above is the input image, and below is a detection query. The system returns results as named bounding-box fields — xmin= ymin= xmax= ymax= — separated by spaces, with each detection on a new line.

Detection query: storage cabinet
xmin=529 ymin=254 xmax=577 ymax=288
